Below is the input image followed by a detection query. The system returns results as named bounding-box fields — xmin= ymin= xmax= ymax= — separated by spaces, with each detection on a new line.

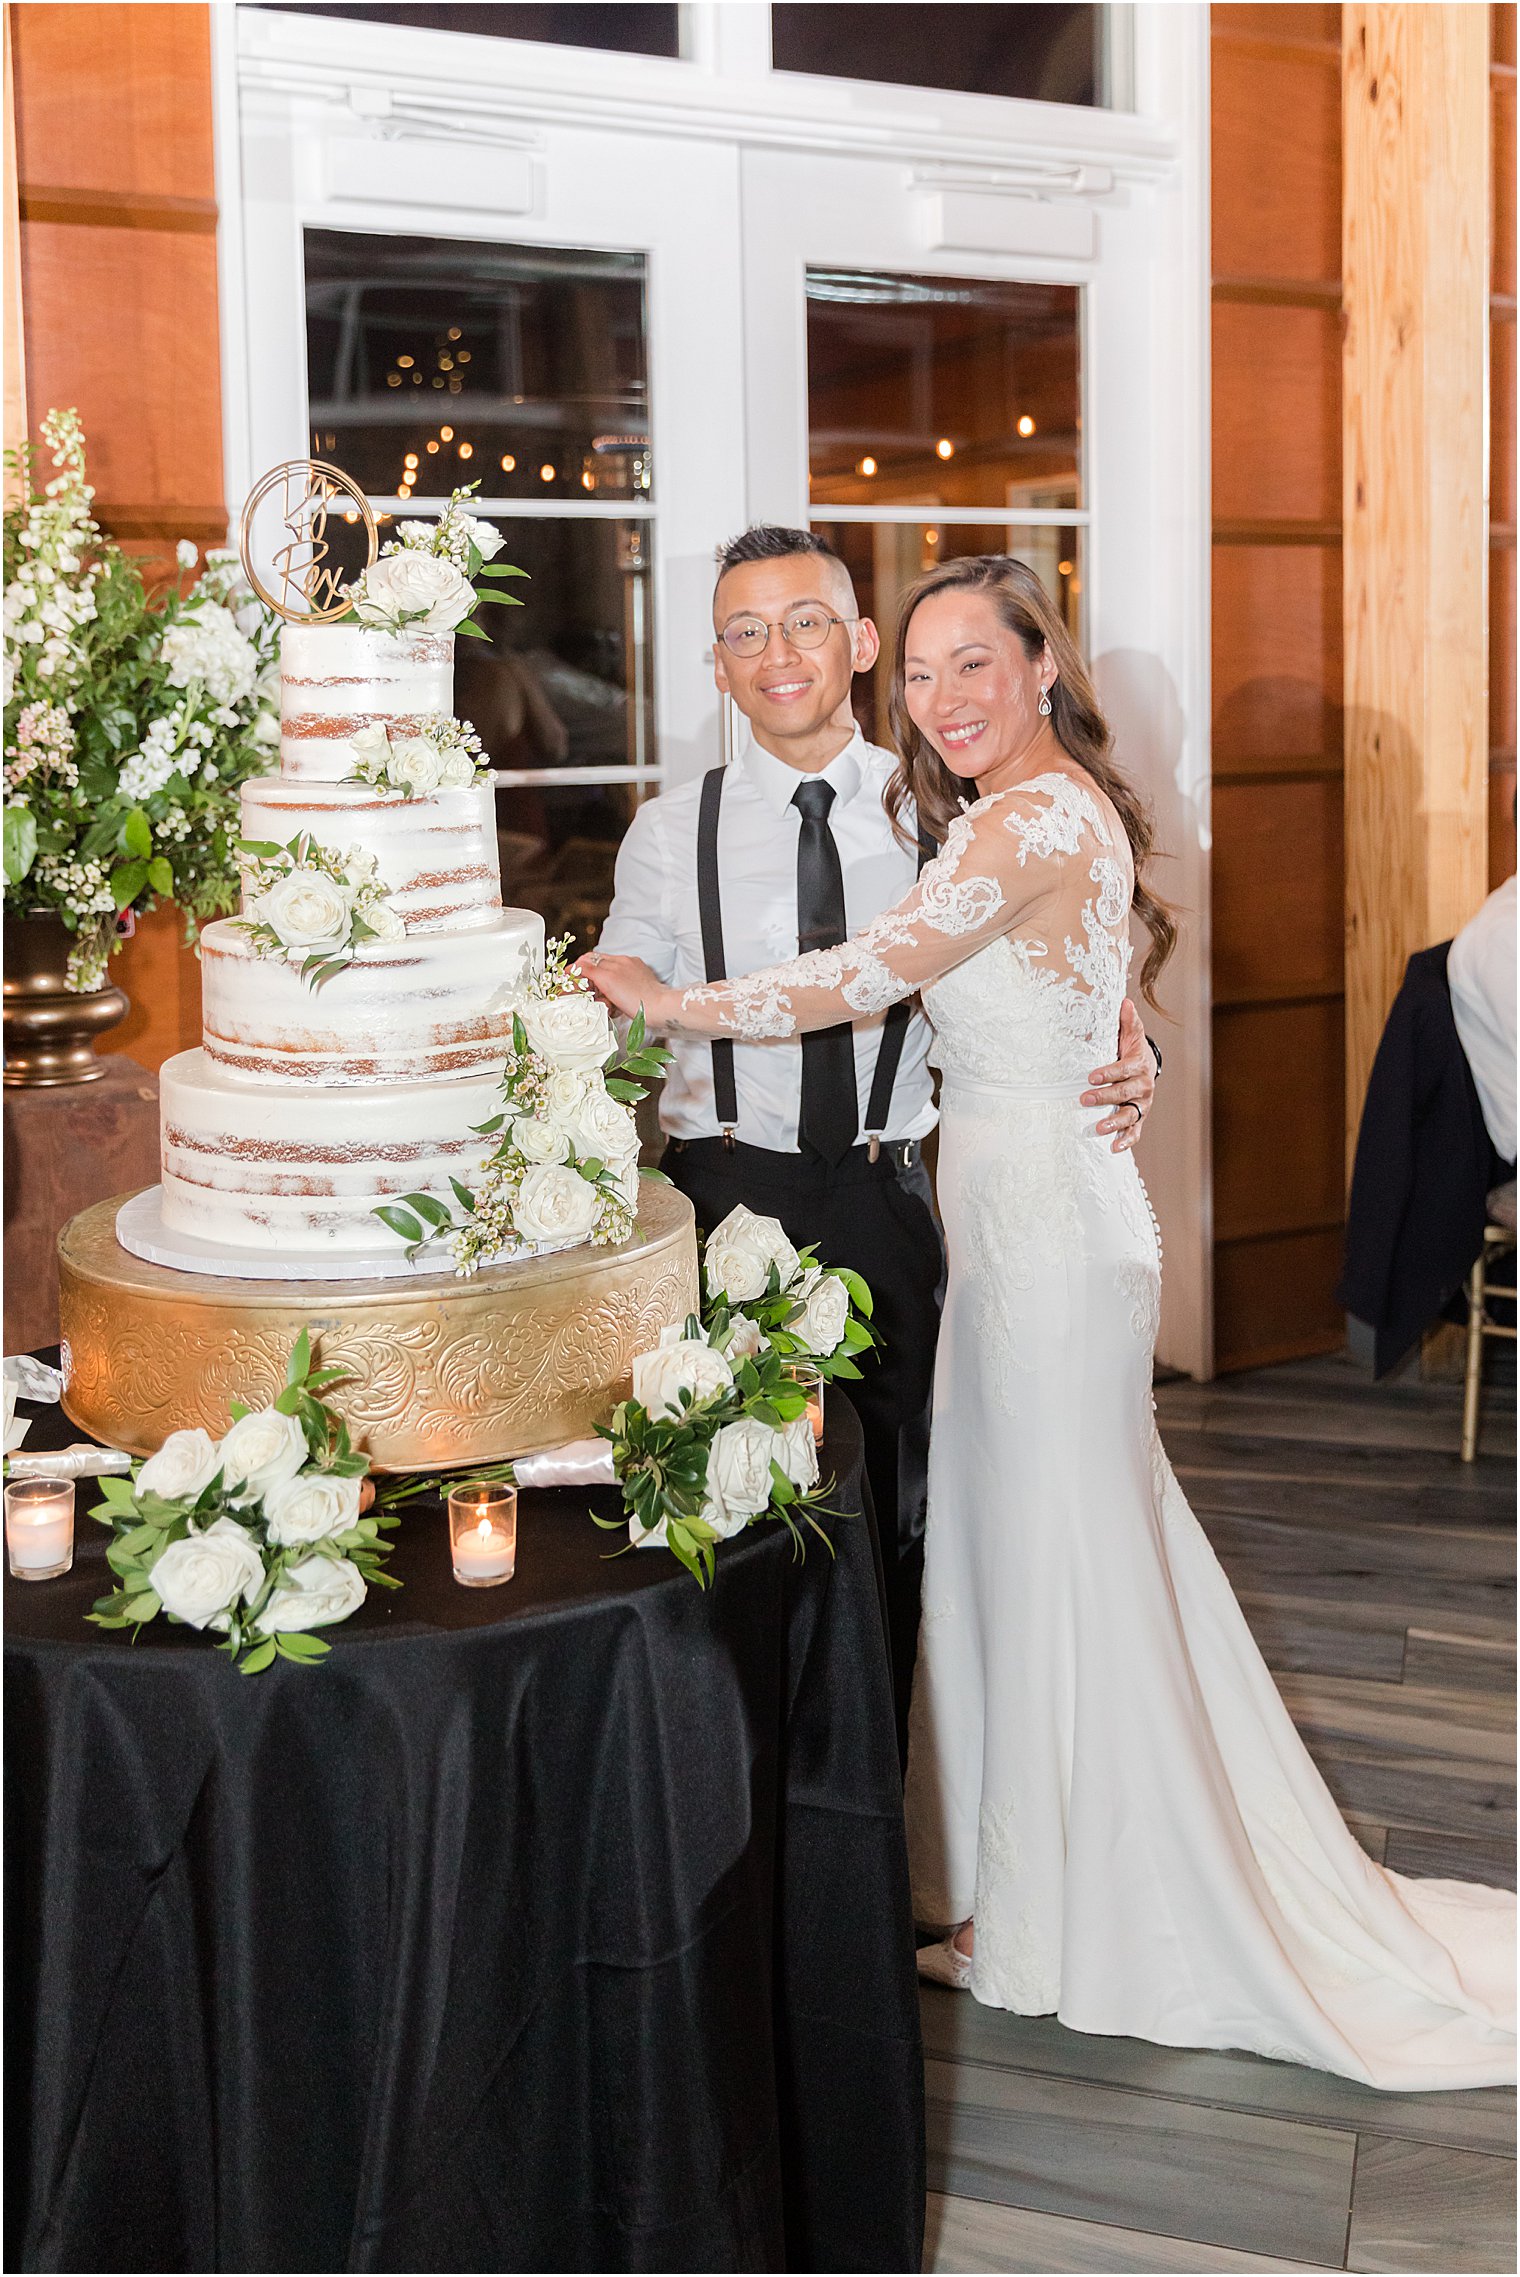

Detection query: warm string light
xmin=1017 ymin=414 xmax=1037 ymax=437
xmin=936 ymin=437 xmax=955 ymax=460
xmin=857 ymin=455 xmax=877 ymax=477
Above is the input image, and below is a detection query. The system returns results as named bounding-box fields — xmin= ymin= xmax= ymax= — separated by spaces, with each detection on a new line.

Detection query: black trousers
xmin=664 ymin=1135 xmax=946 ymax=1762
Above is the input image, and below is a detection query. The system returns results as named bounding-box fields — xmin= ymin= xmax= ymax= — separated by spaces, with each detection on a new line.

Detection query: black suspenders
xmin=695 ymin=762 xmax=935 ymax=1153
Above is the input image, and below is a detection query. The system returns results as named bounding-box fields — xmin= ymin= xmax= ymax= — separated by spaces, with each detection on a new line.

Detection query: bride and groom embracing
xmin=585 ymin=526 xmax=1515 ymax=2092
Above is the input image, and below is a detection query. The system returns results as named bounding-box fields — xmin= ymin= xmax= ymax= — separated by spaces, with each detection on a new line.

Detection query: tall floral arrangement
xmin=3 ymin=409 xmax=280 ymax=990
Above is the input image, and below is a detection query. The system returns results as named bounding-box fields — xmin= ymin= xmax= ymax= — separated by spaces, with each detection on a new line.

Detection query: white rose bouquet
xmin=345 ymin=714 xmax=486 ymax=798
xmin=700 ymin=1202 xmax=878 ymax=1387
xmin=4 ymin=409 xmax=280 ymax=991
xmin=341 ymin=485 xmax=526 ymax=642
xmin=87 ymin=1332 xmax=400 ymax=1674
xmin=373 ymin=935 xmax=669 ymax=1273
xmin=235 ymin=828 xmax=404 ymax=989
xmin=592 ymin=1210 xmax=878 ymax=1586
xmin=595 ymin=1295 xmax=835 ymax=1587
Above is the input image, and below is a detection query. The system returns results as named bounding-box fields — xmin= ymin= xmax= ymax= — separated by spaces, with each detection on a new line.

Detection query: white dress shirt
xmin=1448 ymin=874 xmax=1517 ymax=1163
xmin=599 ymin=729 xmax=937 ymax=1150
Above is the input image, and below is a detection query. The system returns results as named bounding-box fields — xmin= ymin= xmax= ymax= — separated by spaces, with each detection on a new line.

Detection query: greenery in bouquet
xmin=342 ymin=484 xmax=527 ymax=642
xmin=3 ymin=409 xmax=279 ymax=990
xmin=235 ymin=828 xmax=404 ymax=989
xmin=88 ymin=1332 xmax=400 ymax=1673
xmin=597 ymin=1206 xmax=878 ymax=1585
xmin=373 ymin=936 xmax=670 ymax=1271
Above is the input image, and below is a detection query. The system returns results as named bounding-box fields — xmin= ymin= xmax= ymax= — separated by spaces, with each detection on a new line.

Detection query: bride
xmin=582 ymin=555 xmax=1516 ymax=2091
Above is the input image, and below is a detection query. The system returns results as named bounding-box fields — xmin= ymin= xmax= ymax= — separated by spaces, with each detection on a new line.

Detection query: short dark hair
xmin=714 ymin=525 xmax=845 ymax=579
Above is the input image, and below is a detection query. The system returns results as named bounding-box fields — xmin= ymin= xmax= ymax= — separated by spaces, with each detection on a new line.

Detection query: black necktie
xmin=792 ymin=777 xmax=859 ymax=1164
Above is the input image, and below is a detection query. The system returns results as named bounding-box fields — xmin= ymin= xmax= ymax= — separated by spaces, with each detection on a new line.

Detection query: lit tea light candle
xmin=5 ymin=1476 xmax=75 ymax=1580
xmin=447 ymin=1482 xmax=516 ymax=1587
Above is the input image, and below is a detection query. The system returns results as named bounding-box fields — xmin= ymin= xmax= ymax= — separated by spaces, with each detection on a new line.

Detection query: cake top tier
xmin=279 ymin=623 xmax=454 ymax=784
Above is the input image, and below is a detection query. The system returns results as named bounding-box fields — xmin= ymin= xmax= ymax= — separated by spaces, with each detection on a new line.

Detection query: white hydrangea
xmin=160 ymin=600 xmax=258 ymax=710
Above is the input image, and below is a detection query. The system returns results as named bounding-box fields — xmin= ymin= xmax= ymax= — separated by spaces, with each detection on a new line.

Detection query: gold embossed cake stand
xmin=58 ymin=1185 xmax=698 ymax=1470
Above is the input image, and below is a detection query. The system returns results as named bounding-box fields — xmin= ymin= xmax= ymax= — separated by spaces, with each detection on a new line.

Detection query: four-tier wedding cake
xmin=139 ymin=623 xmax=544 ymax=1264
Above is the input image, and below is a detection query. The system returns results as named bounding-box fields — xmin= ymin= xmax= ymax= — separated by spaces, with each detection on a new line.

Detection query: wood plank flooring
xmin=923 ymin=1352 xmax=1515 ymax=2275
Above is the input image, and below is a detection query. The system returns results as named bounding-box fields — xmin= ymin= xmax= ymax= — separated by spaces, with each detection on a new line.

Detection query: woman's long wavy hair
xmin=884 ymin=555 xmax=1176 ymax=1005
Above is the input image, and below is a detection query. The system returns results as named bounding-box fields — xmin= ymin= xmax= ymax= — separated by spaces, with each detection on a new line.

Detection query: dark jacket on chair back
xmin=1338 ymin=942 xmax=1509 ymax=1377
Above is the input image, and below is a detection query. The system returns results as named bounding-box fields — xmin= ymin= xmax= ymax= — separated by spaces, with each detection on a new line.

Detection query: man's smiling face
xmin=712 ymin=553 xmax=879 ymax=750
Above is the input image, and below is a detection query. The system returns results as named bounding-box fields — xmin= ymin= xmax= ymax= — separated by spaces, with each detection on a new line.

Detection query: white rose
xmin=254 ymin=868 xmax=352 ymax=957
xmin=513 ymin=1162 xmax=601 ymax=1245
xmin=216 ymin=1405 xmax=308 ymax=1502
xmin=137 ymin=1426 xmax=222 ymax=1503
xmin=263 ymin=1471 xmax=362 ymax=1547
xmin=791 ymin=1268 xmax=851 ymax=1357
xmin=513 ymin=1114 xmax=572 ymax=1165
xmin=255 ymin=1552 xmax=367 ymax=1635
xmin=353 ymin=553 xmax=474 ymax=635
xmin=151 ymin=1517 xmax=265 ymax=1631
xmin=357 ymin=894 xmax=405 ymax=945
xmin=565 ymin=1087 xmax=638 ymax=1167
xmin=520 ymin=991 xmax=614 ymax=1074
xmin=434 ymin=747 xmax=476 ymax=790
xmin=705 ymin=1415 xmax=782 ymax=1525
xmin=779 ymin=1413 xmax=820 ymax=1492
xmin=349 ymin=722 xmax=392 ymax=769
xmin=703 ymin=1204 xmax=801 ymax=1303
xmin=385 ymin=735 xmax=443 ymax=797
xmin=631 ymin=1337 xmax=734 ymax=1421
xmin=542 ymin=1067 xmax=595 ymax=1120
xmin=465 ymin=516 xmax=506 ymax=561
xmin=718 ymin=1314 xmax=763 ymax=1361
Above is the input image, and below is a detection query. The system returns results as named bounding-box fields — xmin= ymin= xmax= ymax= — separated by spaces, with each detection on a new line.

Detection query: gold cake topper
xmin=238 ymin=459 xmax=378 ymax=624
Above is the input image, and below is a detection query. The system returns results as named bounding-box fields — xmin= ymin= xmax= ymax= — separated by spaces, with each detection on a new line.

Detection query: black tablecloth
xmin=5 ymin=1376 xmax=924 ymax=2274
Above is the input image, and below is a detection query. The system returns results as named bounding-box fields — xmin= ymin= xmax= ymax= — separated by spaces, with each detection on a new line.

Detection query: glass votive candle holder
xmin=5 ymin=1476 xmax=75 ymax=1580
xmin=447 ymin=1482 xmax=517 ymax=1587
xmin=805 ymin=1377 xmax=825 ymax=1444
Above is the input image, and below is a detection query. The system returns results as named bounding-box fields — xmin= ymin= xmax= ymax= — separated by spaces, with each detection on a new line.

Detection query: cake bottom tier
xmin=57 ymin=1185 xmax=700 ymax=1470
xmin=160 ymin=1048 xmax=504 ymax=1254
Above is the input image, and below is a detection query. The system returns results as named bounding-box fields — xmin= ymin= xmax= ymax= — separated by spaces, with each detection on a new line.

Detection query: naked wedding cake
xmin=152 ymin=621 xmax=544 ymax=1259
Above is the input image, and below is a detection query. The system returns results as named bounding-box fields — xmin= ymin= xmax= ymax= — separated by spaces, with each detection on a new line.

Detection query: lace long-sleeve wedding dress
xmin=675 ymin=769 xmax=1515 ymax=2091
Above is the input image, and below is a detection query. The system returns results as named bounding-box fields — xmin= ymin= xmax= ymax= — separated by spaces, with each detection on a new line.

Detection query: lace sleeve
xmin=671 ymin=775 xmax=1104 ymax=1041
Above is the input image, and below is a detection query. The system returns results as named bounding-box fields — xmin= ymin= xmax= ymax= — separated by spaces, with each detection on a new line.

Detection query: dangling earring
xmin=1038 ymin=687 xmax=1053 ymax=717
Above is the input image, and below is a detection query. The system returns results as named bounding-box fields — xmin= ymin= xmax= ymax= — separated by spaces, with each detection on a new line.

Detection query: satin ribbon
xmin=8 ymin=1445 xmax=134 ymax=1480
xmin=511 ymin=1440 xmax=615 ymax=1489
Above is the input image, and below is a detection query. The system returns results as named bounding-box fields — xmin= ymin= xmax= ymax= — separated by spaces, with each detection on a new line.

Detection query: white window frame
xmin=212 ymin=1 xmax=1211 ymax=1375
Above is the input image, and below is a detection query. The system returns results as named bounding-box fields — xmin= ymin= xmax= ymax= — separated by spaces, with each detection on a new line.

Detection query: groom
xmin=598 ymin=526 xmax=1155 ymax=1749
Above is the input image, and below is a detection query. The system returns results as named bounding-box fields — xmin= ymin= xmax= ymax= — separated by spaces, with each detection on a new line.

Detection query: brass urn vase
xmin=3 ymin=912 xmax=129 ymax=1086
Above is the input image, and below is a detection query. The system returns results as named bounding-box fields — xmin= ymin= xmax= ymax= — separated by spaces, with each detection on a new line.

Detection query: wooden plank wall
xmin=8 ymin=0 xmax=222 ymax=1070
xmin=1210 ymin=3 xmax=1348 ymax=1371
xmin=1494 ymin=4 xmax=1517 ymax=890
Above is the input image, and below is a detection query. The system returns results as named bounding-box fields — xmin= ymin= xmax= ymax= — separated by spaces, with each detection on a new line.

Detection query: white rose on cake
xmin=151 ymin=1518 xmax=265 ymax=1630
xmin=465 ymin=516 xmax=507 ymax=561
xmin=632 ymin=1337 xmax=733 ymax=1421
xmin=542 ymin=1067 xmax=595 ymax=1120
xmin=137 ymin=1426 xmax=222 ymax=1503
xmin=385 ymin=736 xmax=443 ymax=797
xmin=256 ymin=1553 xmax=367 ymax=1634
xmin=349 ymin=722 xmax=392 ymax=770
xmin=433 ymin=746 xmax=477 ymax=791
xmin=353 ymin=553 xmax=474 ymax=635
xmin=521 ymin=991 xmax=614 ymax=1074
xmin=565 ymin=1088 xmax=638 ymax=1167
xmin=790 ymin=1267 xmax=851 ymax=1357
xmin=704 ymin=1415 xmax=782 ymax=1529
xmin=513 ymin=1162 xmax=601 ymax=1245
xmin=263 ymin=1472 xmax=362 ymax=1547
xmin=356 ymin=894 xmax=406 ymax=946
xmin=254 ymin=869 xmax=353 ymax=958
xmin=216 ymin=1405 xmax=308 ymax=1501
xmin=512 ymin=1114 xmax=572 ymax=1166
xmin=703 ymin=1204 xmax=801 ymax=1303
